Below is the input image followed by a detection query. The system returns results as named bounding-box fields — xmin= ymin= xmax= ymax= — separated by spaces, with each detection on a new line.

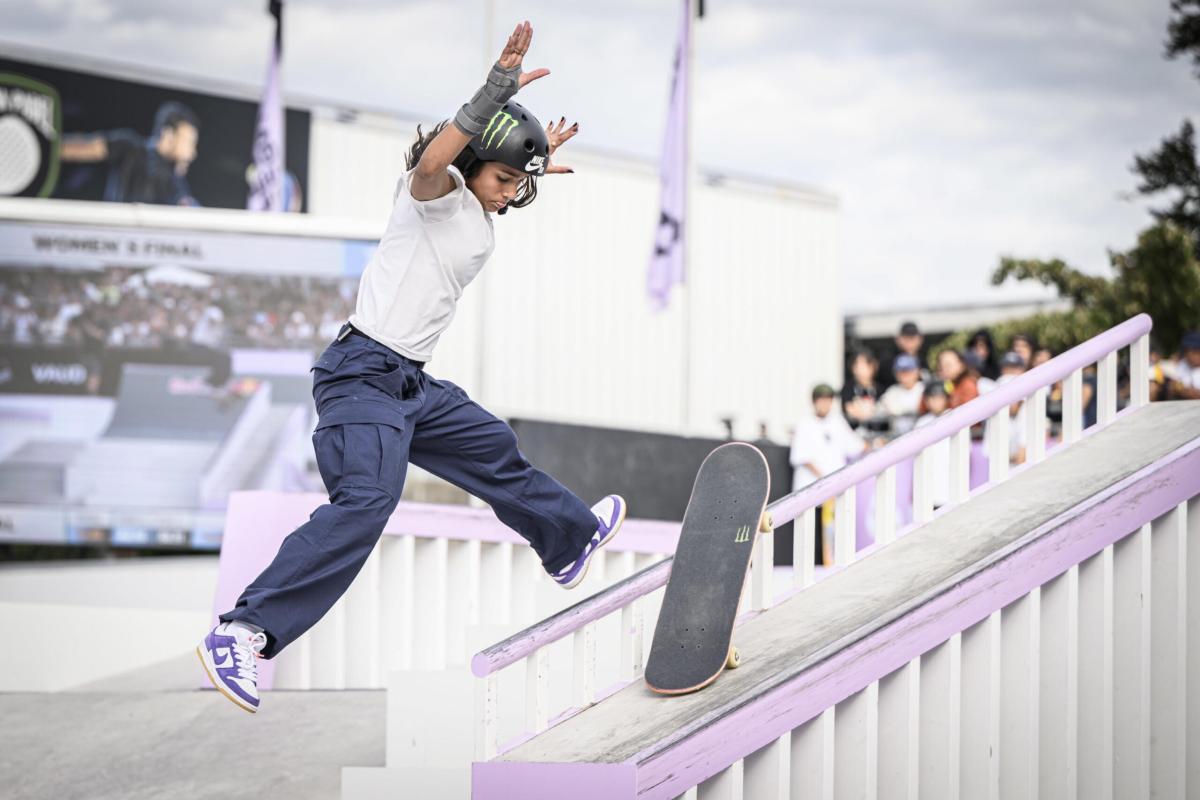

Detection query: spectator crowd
xmin=791 ymin=319 xmax=1200 ymax=493
xmin=0 ymin=265 xmax=356 ymax=352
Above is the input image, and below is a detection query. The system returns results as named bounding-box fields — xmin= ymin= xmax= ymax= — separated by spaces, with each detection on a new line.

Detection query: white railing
xmin=470 ymin=314 xmax=1153 ymax=760
xmin=210 ymin=492 xmax=676 ymax=689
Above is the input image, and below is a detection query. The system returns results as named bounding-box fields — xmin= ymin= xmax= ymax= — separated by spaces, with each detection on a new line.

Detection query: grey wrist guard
xmin=454 ymin=61 xmax=521 ymax=135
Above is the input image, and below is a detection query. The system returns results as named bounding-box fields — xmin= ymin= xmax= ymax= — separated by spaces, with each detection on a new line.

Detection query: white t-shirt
xmin=789 ymin=412 xmax=864 ymax=491
xmin=349 ymin=165 xmax=494 ymax=362
xmin=880 ymin=382 xmax=924 ymax=418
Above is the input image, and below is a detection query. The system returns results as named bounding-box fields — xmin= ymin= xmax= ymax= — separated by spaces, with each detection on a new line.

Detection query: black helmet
xmin=467 ymin=101 xmax=549 ymax=177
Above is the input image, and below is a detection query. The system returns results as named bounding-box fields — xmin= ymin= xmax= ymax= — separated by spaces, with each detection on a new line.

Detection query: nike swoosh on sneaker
xmin=213 ymin=647 xmax=233 ymax=669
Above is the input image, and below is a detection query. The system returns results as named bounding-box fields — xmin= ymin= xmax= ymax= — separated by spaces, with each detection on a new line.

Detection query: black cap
xmin=812 ymin=383 xmax=836 ymax=400
xmin=899 ymin=321 xmax=920 ymax=337
xmin=466 ymin=101 xmax=550 ymax=176
xmin=1000 ymin=351 xmax=1026 ymax=369
xmin=924 ymin=381 xmax=949 ymax=398
xmin=1182 ymin=330 xmax=1200 ymax=351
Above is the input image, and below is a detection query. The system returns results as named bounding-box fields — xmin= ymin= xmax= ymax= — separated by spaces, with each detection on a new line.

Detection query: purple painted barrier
xmin=471 ymin=313 xmax=1152 ymax=678
xmin=210 ymin=491 xmax=679 ymax=689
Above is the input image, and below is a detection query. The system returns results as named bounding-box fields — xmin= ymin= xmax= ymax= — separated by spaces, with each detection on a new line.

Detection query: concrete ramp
xmin=478 ymin=401 xmax=1200 ymax=798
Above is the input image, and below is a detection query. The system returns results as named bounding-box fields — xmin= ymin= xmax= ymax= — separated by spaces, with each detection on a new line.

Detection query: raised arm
xmin=60 ymin=134 xmax=109 ymax=162
xmin=409 ymin=20 xmax=549 ymax=201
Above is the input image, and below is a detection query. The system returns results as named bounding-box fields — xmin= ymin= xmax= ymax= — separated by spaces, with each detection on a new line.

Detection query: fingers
xmin=517 ymin=67 xmax=550 ymax=89
xmin=546 ymin=164 xmax=575 ymax=175
xmin=499 ymin=21 xmax=531 ymax=66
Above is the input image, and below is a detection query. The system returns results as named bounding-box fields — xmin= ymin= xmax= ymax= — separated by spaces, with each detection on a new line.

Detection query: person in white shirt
xmin=791 ymin=384 xmax=868 ymax=566
xmin=790 ymin=384 xmax=868 ymax=490
xmin=199 ymin=22 xmax=626 ymax=715
xmin=879 ymin=353 xmax=925 ymax=435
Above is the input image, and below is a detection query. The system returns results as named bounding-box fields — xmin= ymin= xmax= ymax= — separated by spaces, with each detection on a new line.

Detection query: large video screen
xmin=0 ymin=57 xmax=310 ymax=211
xmin=0 ymin=219 xmax=372 ymax=551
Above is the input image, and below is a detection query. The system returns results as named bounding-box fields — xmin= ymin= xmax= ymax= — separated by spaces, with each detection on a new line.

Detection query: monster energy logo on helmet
xmin=481 ymin=110 xmax=519 ymax=150
xmin=467 ymin=100 xmax=549 ymax=177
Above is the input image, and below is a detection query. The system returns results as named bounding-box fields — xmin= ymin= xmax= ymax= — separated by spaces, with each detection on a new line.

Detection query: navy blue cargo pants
xmin=219 ymin=325 xmax=598 ymax=658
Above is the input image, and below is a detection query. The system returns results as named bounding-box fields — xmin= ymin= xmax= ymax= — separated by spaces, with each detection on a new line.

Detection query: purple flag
xmin=248 ymin=1 xmax=285 ymax=211
xmin=647 ymin=0 xmax=690 ymax=311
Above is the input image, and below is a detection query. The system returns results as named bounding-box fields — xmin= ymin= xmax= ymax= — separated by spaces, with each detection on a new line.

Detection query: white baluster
xmin=1025 ymin=387 xmax=1048 ymax=465
xmin=414 ymin=536 xmax=449 ymax=670
xmin=619 ymin=598 xmax=645 ymax=679
xmin=834 ymin=486 xmax=857 ymax=566
xmin=948 ymin=428 xmax=970 ymax=505
xmin=697 ymin=758 xmax=744 ymax=799
xmin=475 ymin=672 xmax=499 ymax=760
xmin=573 ymin=621 xmax=597 ymax=708
xmin=959 ymin=612 xmax=1001 ymax=800
xmin=1149 ymin=503 xmax=1188 ymax=798
xmin=878 ymin=658 xmax=920 ymax=800
xmin=343 ymin=542 xmax=381 ymax=687
xmin=1077 ymin=544 xmax=1114 ymax=800
xmin=525 ymin=648 xmax=549 ymax=734
xmin=751 ymin=524 xmax=774 ymax=611
xmin=1131 ymin=334 xmax=1150 ymax=408
xmin=986 ymin=407 xmax=1009 ymax=484
xmin=834 ymin=680 xmax=879 ymax=799
xmin=1097 ymin=350 xmax=1117 ymax=424
xmin=1000 ymin=589 xmax=1040 ymax=798
xmin=875 ymin=466 xmax=897 ymax=546
xmin=791 ymin=707 xmax=835 ymax=800
xmin=1040 ymin=568 xmax=1078 ymax=799
xmin=479 ymin=540 xmax=513 ymax=626
xmin=1063 ymin=367 xmax=1083 ymax=444
xmin=1113 ymin=524 xmax=1151 ymax=798
xmin=913 ymin=448 xmax=933 ymax=524
xmin=797 ymin=506 xmax=816 ymax=588
xmin=380 ymin=534 xmax=415 ymax=670
xmin=744 ymin=732 xmax=790 ymax=800
xmin=919 ymin=634 xmax=962 ymax=800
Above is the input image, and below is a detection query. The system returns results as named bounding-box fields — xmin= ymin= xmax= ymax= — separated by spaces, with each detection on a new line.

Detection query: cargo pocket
xmin=364 ymin=358 xmax=412 ymax=399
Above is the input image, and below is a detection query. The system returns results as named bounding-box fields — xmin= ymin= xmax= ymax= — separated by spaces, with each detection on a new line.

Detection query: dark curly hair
xmin=405 ymin=120 xmax=538 ymax=214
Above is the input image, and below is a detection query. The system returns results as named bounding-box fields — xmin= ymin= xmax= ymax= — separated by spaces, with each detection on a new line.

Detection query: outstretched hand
xmin=544 ymin=117 xmax=579 ymax=175
xmin=499 ymin=20 xmax=550 ymax=89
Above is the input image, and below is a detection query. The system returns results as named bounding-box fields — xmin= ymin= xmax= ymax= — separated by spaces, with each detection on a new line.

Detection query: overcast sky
xmin=4 ymin=0 xmax=1195 ymax=311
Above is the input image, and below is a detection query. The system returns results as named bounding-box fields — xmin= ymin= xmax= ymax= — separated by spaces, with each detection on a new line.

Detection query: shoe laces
xmin=233 ymin=632 xmax=268 ymax=682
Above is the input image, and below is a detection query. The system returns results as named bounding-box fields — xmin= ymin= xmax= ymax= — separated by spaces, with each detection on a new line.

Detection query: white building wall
xmin=307 ymin=113 xmax=842 ymax=440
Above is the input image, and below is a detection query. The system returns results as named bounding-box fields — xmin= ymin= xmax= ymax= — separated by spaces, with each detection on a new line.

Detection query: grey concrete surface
xmin=1 ymin=656 xmax=385 ymax=800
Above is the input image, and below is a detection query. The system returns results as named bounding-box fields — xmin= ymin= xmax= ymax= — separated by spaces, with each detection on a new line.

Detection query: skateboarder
xmin=198 ymin=21 xmax=626 ymax=713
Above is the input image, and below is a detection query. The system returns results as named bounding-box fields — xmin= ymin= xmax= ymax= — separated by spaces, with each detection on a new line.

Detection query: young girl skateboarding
xmin=198 ymin=21 xmax=626 ymax=713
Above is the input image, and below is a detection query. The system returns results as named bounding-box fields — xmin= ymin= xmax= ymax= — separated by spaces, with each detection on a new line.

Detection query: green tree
xmin=1133 ymin=0 xmax=1200 ymax=243
xmin=933 ymin=223 xmax=1200 ymax=363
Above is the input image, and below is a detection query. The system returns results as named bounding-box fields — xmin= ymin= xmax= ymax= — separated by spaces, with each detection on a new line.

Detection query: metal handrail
xmin=470 ymin=313 xmax=1152 ymax=678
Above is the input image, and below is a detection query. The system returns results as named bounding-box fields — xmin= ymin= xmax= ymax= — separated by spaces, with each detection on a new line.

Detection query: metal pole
xmin=681 ymin=0 xmax=696 ymax=433
xmin=476 ymin=0 xmax=495 ymax=401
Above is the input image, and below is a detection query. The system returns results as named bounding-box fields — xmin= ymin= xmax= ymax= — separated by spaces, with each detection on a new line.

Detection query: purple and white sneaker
xmin=196 ymin=622 xmax=268 ymax=714
xmin=551 ymin=494 xmax=627 ymax=589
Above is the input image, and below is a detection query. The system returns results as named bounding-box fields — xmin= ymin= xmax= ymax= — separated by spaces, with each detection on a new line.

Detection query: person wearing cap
xmin=879 ymin=353 xmax=925 ymax=435
xmin=879 ymin=320 xmax=928 ymax=391
xmin=914 ymin=382 xmax=952 ymax=508
xmin=790 ymin=384 xmax=868 ymax=492
xmin=1168 ymin=331 xmax=1200 ymax=400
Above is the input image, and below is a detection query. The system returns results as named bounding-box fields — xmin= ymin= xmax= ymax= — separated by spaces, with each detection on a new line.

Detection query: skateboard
xmin=644 ymin=442 xmax=772 ymax=695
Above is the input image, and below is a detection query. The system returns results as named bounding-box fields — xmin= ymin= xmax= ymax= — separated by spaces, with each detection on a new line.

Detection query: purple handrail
xmin=470 ymin=313 xmax=1152 ymax=678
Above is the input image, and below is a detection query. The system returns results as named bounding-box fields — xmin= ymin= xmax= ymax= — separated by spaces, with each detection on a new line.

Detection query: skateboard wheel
xmin=726 ymin=647 xmax=741 ymax=670
xmin=759 ymin=512 xmax=773 ymax=534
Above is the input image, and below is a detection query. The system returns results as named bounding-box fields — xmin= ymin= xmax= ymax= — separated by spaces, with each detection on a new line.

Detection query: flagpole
xmin=681 ymin=0 xmax=696 ymax=433
xmin=476 ymin=0 xmax=495 ymax=402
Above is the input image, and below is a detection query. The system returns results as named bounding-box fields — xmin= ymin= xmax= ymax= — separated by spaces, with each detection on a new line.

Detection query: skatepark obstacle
xmin=468 ymin=315 xmax=1200 ymax=799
